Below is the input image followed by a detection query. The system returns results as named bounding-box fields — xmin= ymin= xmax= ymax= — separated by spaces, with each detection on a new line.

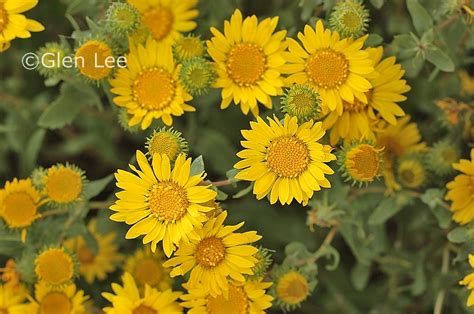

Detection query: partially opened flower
xmin=102 ymin=272 xmax=182 ymax=314
xmin=43 ymin=164 xmax=86 ymax=207
xmin=460 ymin=254 xmax=474 ymax=307
xmin=208 ymin=9 xmax=287 ymax=115
xmin=25 ymin=282 xmax=88 ymax=314
xmin=34 ymin=247 xmax=77 ymax=286
xmin=110 ymin=151 xmax=216 ymax=256
xmin=164 ymin=211 xmax=261 ymax=297
xmin=234 ymin=115 xmax=335 ymax=205
xmin=110 ymin=38 xmax=195 ymax=129
xmin=128 ymin=0 xmax=198 ymax=45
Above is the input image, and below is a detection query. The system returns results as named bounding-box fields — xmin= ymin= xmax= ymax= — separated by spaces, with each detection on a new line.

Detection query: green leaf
xmin=190 ymin=155 xmax=205 ymax=176
xmin=406 ymin=0 xmax=433 ymax=35
xmin=447 ymin=227 xmax=469 ymax=243
xmin=365 ymin=34 xmax=384 ymax=47
xmin=351 ymin=262 xmax=371 ymax=291
xmin=368 ymin=197 xmax=400 ymax=225
xmin=421 ymin=28 xmax=435 ymax=44
xmin=370 ymin=0 xmax=384 ymax=9
xmin=83 ymin=175 xmax=113 ymax=200
xmin=226 ymin=169 xmax=240 ymax=186
xmin=233 ymin=183 xmax=253 ymax=199
xmin=216 ymin=188 xmax=228 ymax=201
xmin=402 ymin=53 xmax=425 ymax=77
xmin=426 ymin=47 xmax=455 ymax=72
xmin=411 ymin=258 xmax=427 ymax=295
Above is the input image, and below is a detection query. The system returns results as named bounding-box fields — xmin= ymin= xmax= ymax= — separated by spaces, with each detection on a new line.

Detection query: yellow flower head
xmin=376 ymin=116 xmax=426 ymax=191
xmin=234 ymin=115 xmax=336 ymax=205
xmin=75 ymin=39 xmax=114 ymax=81
xmin=181 ymin=279 xmax=273 ymax=314
xmin=43 ymin=164 xmax=85 ymax=206
xmin=173 ymin=34 xmax=206 ymax=62
xmin=275 ymin=270 xmax=310 ymax=310
xmin=0 ymin=0 xmax=44 ymax=52
xmin=110 ymin=151 xmax=217 ymax=257
xmin=35 ymin=247 xmax=77 ymax=286
xmin=145 ymin=127 xmax=188 ymax=162
xmin=323 ymin=47 xmax=410 ymax=145
xmin=208 ymin=9 xmax=287 ymax=116
xmin=282 ymin=20 xmax=374 ymax=115
xmin=339 ymin=142 xmax=383 ymax=185
xmin=0 ymin=178 xmax=42 ymax=231
xmin=64 ymin=219 xmax=124 ymax=284
xmin=460 ymin=254 xmax=474 ymax=307
xmin=25 ymin=281 xmax=88 ymax=314
xmin=396 ymin=155 xmax=427 ymax=189
xmin=459 ymin=69 xmax=474 ymax=95
xmin=102 ymin=272 xmax=182 ymax=314
xmin=124 ymin=246 xmax=172 ymax=291
xmin=446 ymin=148 xmax=474 ymax=225
xmin=164 ymin=211 xmax=261 ymax=297
xmin=0 ymin=284 xmax=28 ymax=313
xmin=128 ymin=0 xmax=198 ymax=45
xmin=1 ymin=259 xmax=21 ymax=291
xmin=110 ymin=38 xmax=195 ymax=129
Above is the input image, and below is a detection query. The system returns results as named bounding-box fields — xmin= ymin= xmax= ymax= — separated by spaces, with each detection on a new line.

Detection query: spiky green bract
xmin=173 ymin=34 xmax=206 ymax=63
xmin=247 ymin=247 xmax=273 ymax=280
xmin=36 ymin=42 xmax=71 ymax=78
xmin=426 ymin=139 xmax=461 ymax=176
xmin=30 ymin=167 xmax=47 ymax=191
xmin=117 ymin=109 xmax=140 ymax=133
xmin=179 ymin=57 xmax=216 ymax=97
xmin=281 ymin=84 xmax=321 ymax=123
xmin=106 ymin=2 xmax=141 ymax=36
xmin=145 ymin=127 xmax=189 ymax=162
xmin=329 ymin=0 xmax=370 ymax=39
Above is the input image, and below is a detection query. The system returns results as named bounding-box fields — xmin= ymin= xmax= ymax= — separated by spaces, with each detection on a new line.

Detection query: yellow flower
xmin=0 ymin=0 xmax=44 ymax=52
xmin=375 ymin=116 xmax=426 ymax=191
xmin=35 ymin=247 xmax=76 ymax=286
xmin=460 ymin=69 xmax=474 ymax=95
xmin=282 ymin=20 xmax=374 ymax=115
xmin=128 ymin=0 xmax=198 ymax=45
xmin=0 ymin=178 xmax=42 ymax=239
xmin=275 ymin=270 xmax=310 ymax=310
xmin=460 ymin=254 xmax=474 ymax=307
xmin=234 ymin=115 xmax=336 ymax=205
xmin=124 ymin=246 xmax=172 ymax=291
xmin=173 ymin=34 xmax=206 ymax=62
xmin=323 ymin=47 xmax=410 ymax=145
xmin=102 ymin=272 xmax=182 ymax=314
xmin=181 ymin=279 xmax=273 ymax=314
xmin=0 ymin=284 xmax=28 ymax=314
xmin=64 ymin=219 xmax=124 ymax=284
xmin=110 ymin=151 xmax=216 ymax=257
xmin=396 ymin=156 xmax=426 ymax=189
xmin=208 ymin=9 xmax=287 ymax=116
xmin=163 ymin=211 xmax=261 ymax=297
xmin=75 ymin=40 xmax=114 ymax=81
xmin=110 ymin=38 xmax=195 ymax=129
xmin=25 ymin=281 xmax=88 ymax=314
xmin=43 ymin=164 xmax=85 ymax=206
xmin=339 ymin=142 xmax=383 ymax=184
xmin=1 ymin=259 xmax=21 ymax=291
xmin=446 ymin=148 xmax=474 ymax=225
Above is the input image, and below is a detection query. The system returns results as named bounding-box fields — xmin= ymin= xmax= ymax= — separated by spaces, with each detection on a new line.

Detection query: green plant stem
xmin=434 ymin=246 xmax=450 ymax=314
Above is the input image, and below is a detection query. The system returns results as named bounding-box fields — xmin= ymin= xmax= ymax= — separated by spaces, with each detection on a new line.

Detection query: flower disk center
xmin=207 ymin=284 xmax=248 ymax=314
xmin=36 ymin=250 xmax=74 ymax=285
xmin=132 ymin=304 xmax=157 ymax=314
xmin=306 ymin=49 xmax=349 ymax=88
xmin=134 ymin=68 xmax=175 ymax=111
xmin=45 ymin=168 xmax=82 ymax=203
xmin=267 ymin=136 xmax=310 ymax=178
xmin=149 ymin=182 xmax=188 ymax=222
xmin=343 ymin=11 xmax=363 ymax=29
xmin=346 ymin=144 xmax=380 ymax=181
xmin=40 ymin=292 xmax=72 ymax=314
xmin=2 ymin=192 xmax=37 ymax=227
xmin=143 ymin=7 xmax=174 ymax=41
xmin=277 ymin=272 xmax=309 ymax=305
xmin=227 ymin=43 xmax=267 ymax=86
xmin=195 ymin=237 xmax=226 ymax=268
xmin=77 ymin=243 xmax=95 ymax=265
xmin=75 ymin=41 xmax=113 ymax=80
xmin=149 ymin=133 xmax=180 ymax=160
